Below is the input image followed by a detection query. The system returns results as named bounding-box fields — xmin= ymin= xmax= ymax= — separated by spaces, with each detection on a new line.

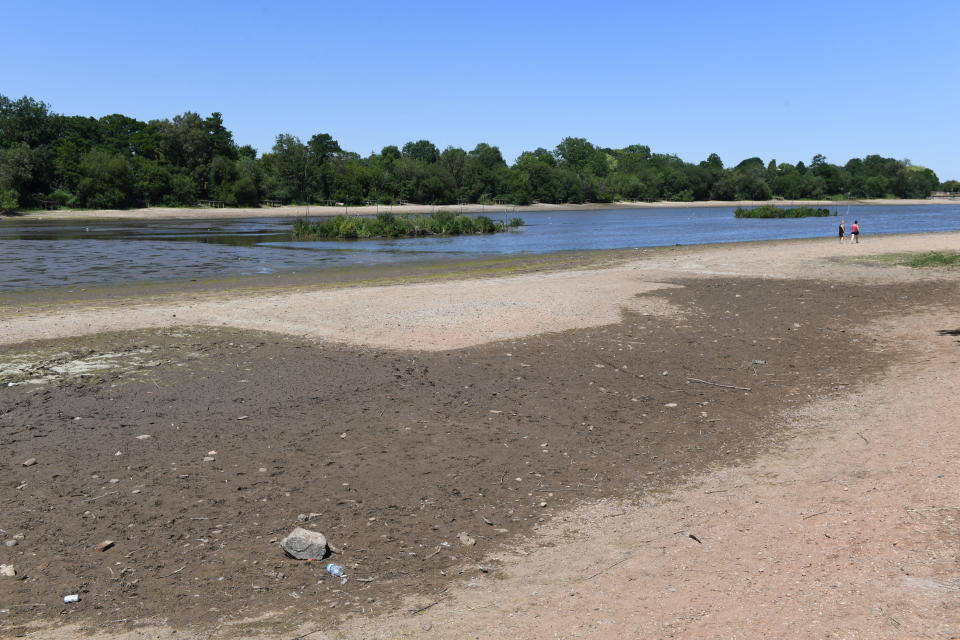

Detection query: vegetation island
xmin=1 ymin=94 xmax=956 ymax=214
xmin=734 ymin=205 xmax=831 ymax=218
xmin=293 ymin=211 xmax=523 ymax=240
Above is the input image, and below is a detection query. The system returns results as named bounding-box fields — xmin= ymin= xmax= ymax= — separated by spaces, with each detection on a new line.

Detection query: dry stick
xmin=424 ymin=545 xmax=443 ymax=559
xmin=582 ymin=555 xmax=631 ymax=581
xmin=686 ymin=378 xmax=751 ymax=392
xmin=410 ymin=598 xmax=446 ymax=615
xmin=410 ymin=589 xmax=449 ymax=615
xmin=857 ymin=432 xmax=870 ymax=444
xmin=803 ymin=511 xmax=828 ymax=520
xmin=159 ymin=565 xmax=185 ymax=578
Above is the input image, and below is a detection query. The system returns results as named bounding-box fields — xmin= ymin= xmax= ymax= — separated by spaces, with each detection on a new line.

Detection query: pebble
xmin=4 ymin=539 xmax=18 ymax=547
xmin=22 ymin=458 xmax=37 ymax=467
xmin=457 ymin=532 xmax=476 ymax=546
xmin=94 ymin=540 xmax=115 ymax=552
xmin=203 ymin=457 xmax=215 ymax=462
xmin=0 ymin=564 xmax=15 ymax=577
xmin=664 ymin=402 xmax=678 ymax=408
xmin=136 ymin=434 xmax=151 ymax=440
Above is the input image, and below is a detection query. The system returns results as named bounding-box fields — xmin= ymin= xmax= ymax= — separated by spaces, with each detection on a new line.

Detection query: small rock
xmin=94 ymin=540 xmax=115 ymax=552
xmin=297 ymin=512 xmax=322 ymax=523
xmin=207 ymin=450 xmax=217 ymax=456
xmin=457 ymin=532 xmax=476 ymax=546
xmin=109 ymin=478 xmax=120 ymax=484
xmin=664 ymin=402 xmax=678 ymax=408
xmin=63 ymin=594 xmax=80 ymax=604
xmin=280 ymin=527 xmax=329 ymax=560
xmin=0 ymin=564 xmax=15 ymax=577
xmin=539 ymin=501 xmax=548 ymax=508
xmin=22 ymin=458 xmax=37 ymax=467
xmin=4 ymin=539 xmax=18 ymax=547
xmin=203 ymin=456 xmax=215 ymax=462
xmin=136 ymin=434 xmax=151 ymax=440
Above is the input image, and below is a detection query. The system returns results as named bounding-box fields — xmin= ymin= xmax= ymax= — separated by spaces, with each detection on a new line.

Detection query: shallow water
xmin=2 ymin=204 xmax=959 ymax=292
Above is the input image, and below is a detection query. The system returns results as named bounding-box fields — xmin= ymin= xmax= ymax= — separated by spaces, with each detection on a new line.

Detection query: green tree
xmin=402 ymin=140 xmax=439 ymax=163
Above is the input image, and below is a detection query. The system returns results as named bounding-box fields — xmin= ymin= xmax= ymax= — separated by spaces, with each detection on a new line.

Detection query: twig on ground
xmin=803 ymin=511 xmax=828 ymax=520
xmin=582 ymin=555 xmax=631 ymax=581
xmin=410 ymin=589 xmax=449 ymax=614
xmin=857 ymin=432 xmax=870 ymax=444
xmin=159 ymin=565 xmax=185 ymax=578
xmin=686 ymin=378 xmax=751 ymax=391
xmin=425 ymin=545 xmax=443 ymax=559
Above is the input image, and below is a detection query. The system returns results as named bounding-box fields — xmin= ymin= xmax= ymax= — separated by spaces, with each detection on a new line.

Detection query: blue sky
xmin=4 ymin=0 xmax=958 ymax=179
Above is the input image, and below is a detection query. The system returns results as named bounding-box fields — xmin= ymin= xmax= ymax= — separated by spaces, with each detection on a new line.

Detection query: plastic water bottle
xmin=325 ymin=563 xmax=348 ymax=584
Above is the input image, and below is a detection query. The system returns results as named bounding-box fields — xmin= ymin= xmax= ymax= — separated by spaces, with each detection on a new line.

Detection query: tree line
xmin=0 ymin=95 xmax=951 ymax=213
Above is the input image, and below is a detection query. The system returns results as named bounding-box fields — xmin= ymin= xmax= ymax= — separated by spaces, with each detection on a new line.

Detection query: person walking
xmin=851 ymin=220 xmax=860 ymax=243
xmin=838 ymin=219 xmax=846 ymax=243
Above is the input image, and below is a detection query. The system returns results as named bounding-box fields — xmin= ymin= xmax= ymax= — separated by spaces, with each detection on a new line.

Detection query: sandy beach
xmin=4 ymin=198 xmax=952 ymax=222
xmin=1 ymin=233 xmax=959 ymax=639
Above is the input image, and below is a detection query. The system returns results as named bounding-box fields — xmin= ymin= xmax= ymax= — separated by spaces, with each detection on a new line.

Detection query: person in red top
xmin=851 ymin=220 xmax=861 ymax=243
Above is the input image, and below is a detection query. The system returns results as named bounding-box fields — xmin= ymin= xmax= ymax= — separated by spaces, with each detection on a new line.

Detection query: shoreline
xmin=3 ymin=197 xmax=953 ymax=222
xmin=1 ymin=233 xmax=958 ymax=638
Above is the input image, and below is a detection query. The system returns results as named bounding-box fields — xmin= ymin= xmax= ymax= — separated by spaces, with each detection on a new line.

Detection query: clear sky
xmin=4 ymin=0 xmax=958 ymax=179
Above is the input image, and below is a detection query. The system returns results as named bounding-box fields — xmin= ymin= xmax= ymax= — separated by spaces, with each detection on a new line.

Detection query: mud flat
xmin=1 ymin=233 xmax=959 ymax=639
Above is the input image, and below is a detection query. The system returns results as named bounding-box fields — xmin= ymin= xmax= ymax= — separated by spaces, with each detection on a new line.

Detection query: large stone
xmin=280 ymin=527 xmax=328 ymax=560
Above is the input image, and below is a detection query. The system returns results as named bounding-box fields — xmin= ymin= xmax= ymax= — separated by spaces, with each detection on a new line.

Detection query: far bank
xmin=4 ymin=198 xmax=955 ymax=222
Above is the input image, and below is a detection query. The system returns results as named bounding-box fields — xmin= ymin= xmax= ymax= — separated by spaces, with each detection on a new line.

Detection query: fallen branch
xmin=686 ymin=378 xmax=751 ymax=392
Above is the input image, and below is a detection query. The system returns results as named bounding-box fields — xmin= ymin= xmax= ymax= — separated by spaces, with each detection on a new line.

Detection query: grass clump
xmin=904 ymin=251 xmax=960 ymax=268
xmin=734 ymin=205 xmax=831 ymax=218
xmin=293 ymin=211 xmax=524 ymax=240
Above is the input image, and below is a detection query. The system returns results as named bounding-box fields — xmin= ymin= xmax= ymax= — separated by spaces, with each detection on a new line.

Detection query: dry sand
xmin=7 ymin=198 xmax=948 ymax=221
xmin=3 ymin=232 xmax=959 ymax=639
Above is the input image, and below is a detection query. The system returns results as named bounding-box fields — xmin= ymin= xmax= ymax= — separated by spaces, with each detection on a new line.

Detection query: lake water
xmin=2 ymin=204 xmax=959 ymax=292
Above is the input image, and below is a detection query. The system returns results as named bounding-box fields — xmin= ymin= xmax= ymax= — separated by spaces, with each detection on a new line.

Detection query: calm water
xmin=2 ymin=204 xmax=959 ymax=292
